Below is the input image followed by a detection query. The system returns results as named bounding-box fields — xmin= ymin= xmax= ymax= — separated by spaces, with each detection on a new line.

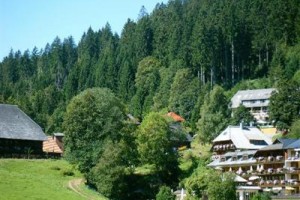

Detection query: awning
xmin=272 ymin=187 xmax=282 ymax=193
xmin=235 ymin=175 xmax=247 ymax=183
xmin=286 ymin=186 xmax=295 ymax=190
xmin=249 ymin=176 xmax=260 ymax=181
xmin=237 ymin=167 xmax=243 ymax=175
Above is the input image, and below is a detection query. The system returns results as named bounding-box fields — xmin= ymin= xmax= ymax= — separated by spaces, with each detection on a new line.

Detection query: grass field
xmin=0 ymin=159 xmax=106 ymax=200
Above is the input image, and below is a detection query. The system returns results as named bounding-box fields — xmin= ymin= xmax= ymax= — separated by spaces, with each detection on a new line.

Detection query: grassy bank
xmin=0 ymin=159 xmax=105 ymax=200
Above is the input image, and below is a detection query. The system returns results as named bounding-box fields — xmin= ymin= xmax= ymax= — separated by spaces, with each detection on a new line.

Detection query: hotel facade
xmin=208 ymin=125 xmax=300 ymax=200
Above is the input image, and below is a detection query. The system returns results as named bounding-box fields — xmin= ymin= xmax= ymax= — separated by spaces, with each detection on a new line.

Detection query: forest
xmin=1 ymin=0 xmax=300 ymax=199
xmin=1 ymin=0 xmax=299 ymax=134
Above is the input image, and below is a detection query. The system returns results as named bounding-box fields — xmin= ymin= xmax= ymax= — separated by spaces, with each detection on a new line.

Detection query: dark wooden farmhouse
xmin=0 ymin=104 xmax=47 ymax=157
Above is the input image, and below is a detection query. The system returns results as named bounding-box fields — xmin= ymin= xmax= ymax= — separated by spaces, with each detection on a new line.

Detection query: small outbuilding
xmin=43 ymin=133 xmax=64 ymax=156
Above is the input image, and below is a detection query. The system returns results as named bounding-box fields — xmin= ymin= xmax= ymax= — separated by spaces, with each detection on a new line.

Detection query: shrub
xmin=61 ymin=169 xmax=74 ymax=176
xmin=156 ymin=185 xmax=176 ymax=200
xmin=50 ymin=166 xmax=61 ymax=171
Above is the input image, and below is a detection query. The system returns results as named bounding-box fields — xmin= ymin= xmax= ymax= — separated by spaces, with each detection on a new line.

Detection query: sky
xmin=0 ymin=0 xmax=168 ymax=61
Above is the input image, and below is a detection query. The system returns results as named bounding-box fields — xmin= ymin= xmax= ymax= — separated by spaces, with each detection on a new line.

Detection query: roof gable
xmin=0 ymin=104 xmax=47 ymax=141
xmin=213 ymin=126 xmax=272 ymax=149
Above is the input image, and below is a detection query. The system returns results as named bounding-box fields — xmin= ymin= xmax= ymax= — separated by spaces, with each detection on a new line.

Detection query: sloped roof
xmin=213 ymin=126 xmax=272 ymax=149
xmin=285 ymin=139 xmax=300 ymax=149
xmin=43 ymin=136 xmax=63 ymax=154
xmin=256 ymin=143 xmax=284 ymax=151
xmin=231 ymin=88 xmax=276 ymax=108
xmin=235 ymin=175 xmax=248 ymax=183
xmin=0 ymin=104 xmax=47 ymax=141
xmin=256 ymin=139 xmax=300 ymax=153
xmin=167 ymin=112 xmax=185 ymax=122
xmin=274 ymin=138 xmax=298 ymax=148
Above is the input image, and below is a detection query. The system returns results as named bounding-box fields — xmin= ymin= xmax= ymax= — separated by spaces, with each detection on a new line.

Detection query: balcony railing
xmin=259 ymin=180 xmax=286 ymax=187
xmin=256 ymin=156 xmax=284 ymax=163
xmin=259 ymin=180 xmax=300 ymax=187
xmin=286 ymin=156 xmax=300 ymax=162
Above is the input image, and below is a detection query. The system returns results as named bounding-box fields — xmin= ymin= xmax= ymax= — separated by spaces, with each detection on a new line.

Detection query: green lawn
xmin=0 ymin=159 xmax=105 ymax=200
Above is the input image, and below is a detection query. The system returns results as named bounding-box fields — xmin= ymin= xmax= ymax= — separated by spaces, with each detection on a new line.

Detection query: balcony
xmin=213 ymin=143 xmax=235 ymax=152
xmin=259 ymin=180 xmax=286 ymax=187
xmin=259 ymin=180 xmax=300 ymax=187
xmin=284 ymin=167 xmax=300 ymax=174
xmin=256 ymin=156 xmax=284 ymax=164
xmin=286 ymin=156 xmax=300 ymax=162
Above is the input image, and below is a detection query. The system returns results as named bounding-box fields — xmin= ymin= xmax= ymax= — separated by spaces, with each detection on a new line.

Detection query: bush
xmin=251 ymin=192 xmax=271 ymax=200
xmin=156 ymin=186 xmax=176 ymax=200
xmin=61 ymin=169 xmax=74 ymax=176
xmin=50 ymin=166 xmax=61 ymax=171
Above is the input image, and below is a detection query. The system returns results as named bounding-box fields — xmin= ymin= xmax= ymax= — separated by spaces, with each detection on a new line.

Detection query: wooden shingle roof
xmin=0 ymin=104 xmax=47 ymax=141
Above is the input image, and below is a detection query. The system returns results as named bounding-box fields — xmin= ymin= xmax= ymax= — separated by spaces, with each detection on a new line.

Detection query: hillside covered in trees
xmin=1 ymin=0 xmax=300 ymax=136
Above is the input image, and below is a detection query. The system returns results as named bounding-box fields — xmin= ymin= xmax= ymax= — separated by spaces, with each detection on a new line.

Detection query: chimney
xmin=250 ymin=121 xmax=253 ymax=127
xmin=240 ymin=122 xmax=243 ymax=129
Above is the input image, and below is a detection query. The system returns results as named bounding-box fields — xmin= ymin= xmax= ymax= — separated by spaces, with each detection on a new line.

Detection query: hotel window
xmin=250 ymin=140 xmax=267 ymax=145
xmin=242 ymin=155 xmax=248 ymax=160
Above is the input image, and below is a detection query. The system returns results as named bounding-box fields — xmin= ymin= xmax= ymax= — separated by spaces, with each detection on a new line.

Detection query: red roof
xmin=167 ymin=112 xmax=185 ymax=122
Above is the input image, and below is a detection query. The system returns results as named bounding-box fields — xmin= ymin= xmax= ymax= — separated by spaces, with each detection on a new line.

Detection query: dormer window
xmin=242 ymin=155 xmax=248 ymax=160
xmin=220 ymin=157 xmax=226 ymax=162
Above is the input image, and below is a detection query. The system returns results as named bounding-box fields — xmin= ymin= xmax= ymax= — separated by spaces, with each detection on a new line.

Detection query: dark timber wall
xmin=0 ymin=138 xmax=44 ymax=158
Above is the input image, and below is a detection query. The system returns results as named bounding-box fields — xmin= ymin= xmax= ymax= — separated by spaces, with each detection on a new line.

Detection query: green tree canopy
xmin=136 ymin=112 xmax=173 ymax=169
xmin=88 ymin=141 xmax=128 ymax=200
xmin=231 ymin=105 xmax=255 ymax=125
xmin=63 ymin=88 xmax=126 ymax=173
xmin=168 ymin=68 xmax=200 ymax=121
xmin=251 ymin=192 xmax=271 ymax=200
xmin=135 ymin=112 xmax=180 ymax=187
xmin=130 ymin=56 xmax=161 ymax=118
xmin=156 ymin=185 xmax=176 ymax=200
xmin=185 ymin=167 xmax=236 ymax=200
xmin=286 ymin=119 xmax=300 ymax=139
xmin=269 ymin=79 xmax=300 ymax=129
xmin=197 ymin=85 xmax=230 ymax=143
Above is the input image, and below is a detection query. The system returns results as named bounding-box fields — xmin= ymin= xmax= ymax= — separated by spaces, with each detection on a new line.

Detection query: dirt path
xmin=68 ymin=178 xmax=97 ymax=200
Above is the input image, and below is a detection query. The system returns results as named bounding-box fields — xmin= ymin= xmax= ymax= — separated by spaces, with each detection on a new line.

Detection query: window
xmin=242 ymin=155 xmax=248 ymax=160
xmin=250 ymin=140 xmax=267 ymax=145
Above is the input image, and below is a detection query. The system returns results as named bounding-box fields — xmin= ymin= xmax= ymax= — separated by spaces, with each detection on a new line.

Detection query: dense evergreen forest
xmin=1 ymin=0 xmax=300 ymax=135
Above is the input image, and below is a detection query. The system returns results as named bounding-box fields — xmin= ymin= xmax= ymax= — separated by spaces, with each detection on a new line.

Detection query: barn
xmin=0 ymin=104 xmax=47 ymax=157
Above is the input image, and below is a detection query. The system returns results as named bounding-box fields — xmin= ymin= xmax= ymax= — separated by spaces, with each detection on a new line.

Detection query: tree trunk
xmin=231 ymin=39 xmax=235 ymax=85
xmin=259 ymin=49 xmax=262 ymax=69
xmin=225 ymin=42 xmax=228 ymax=84
xmin=266 ymin=43 xmax=269 ymax=67
xmin=210 ymin=67 xmax=213 ymax=89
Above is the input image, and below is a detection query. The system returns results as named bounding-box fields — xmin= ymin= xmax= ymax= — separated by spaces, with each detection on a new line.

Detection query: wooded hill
xmin=0 ymin=0 xmax=300 ymax=135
